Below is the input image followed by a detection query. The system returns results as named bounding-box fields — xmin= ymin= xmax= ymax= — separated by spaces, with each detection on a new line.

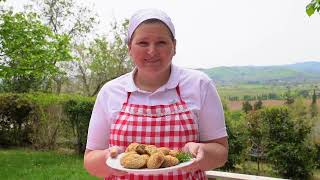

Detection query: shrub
xmin=64 ymin=99 xmax=94 ymax=154
xmin=221 ymin=110 xmax=247 ymax=171
xmin=262 ymin=107 xmax=317 ymax=179
xmin=0 ymin=94 xmax=40 ymax=147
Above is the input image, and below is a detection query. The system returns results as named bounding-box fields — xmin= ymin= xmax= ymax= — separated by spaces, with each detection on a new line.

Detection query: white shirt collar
xmin=125 ymin=64 xmax=180 ymax=93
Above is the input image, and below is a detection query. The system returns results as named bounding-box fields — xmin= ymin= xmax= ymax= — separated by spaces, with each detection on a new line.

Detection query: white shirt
xmin=86 ymin=64 xmax=227 ymax=150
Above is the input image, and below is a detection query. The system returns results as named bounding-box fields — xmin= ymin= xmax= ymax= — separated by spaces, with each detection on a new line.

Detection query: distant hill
xmin=200 ymin=61 xmax=320 ymax=85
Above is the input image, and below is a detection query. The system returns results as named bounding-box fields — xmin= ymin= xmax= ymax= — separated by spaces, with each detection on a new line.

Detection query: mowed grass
xmin=0 ymin=148 xmax=99 ymax=180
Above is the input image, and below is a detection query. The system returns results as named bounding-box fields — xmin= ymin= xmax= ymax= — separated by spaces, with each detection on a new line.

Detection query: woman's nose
xmin=147 ymin=44 xmax=157 ymax=55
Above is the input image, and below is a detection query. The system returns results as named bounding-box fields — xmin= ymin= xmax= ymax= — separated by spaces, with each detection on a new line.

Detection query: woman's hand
xmin=180 ymin=142 xmax=203 ymax=172
xmin=84 ymin=146 xmax=127 ymax=178
xmin=105 ymin=146 xmax=128 ymax=176
xmin=180 ymin=137 xmax=228 ymax=172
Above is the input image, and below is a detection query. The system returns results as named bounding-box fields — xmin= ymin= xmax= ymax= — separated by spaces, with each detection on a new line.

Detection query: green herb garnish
xmin=176 ymin=151 xmax=193 ymax=163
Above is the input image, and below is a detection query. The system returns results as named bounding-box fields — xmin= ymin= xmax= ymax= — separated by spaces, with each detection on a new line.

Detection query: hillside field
xmin=227 ymin=99 xmax=320 ymax=111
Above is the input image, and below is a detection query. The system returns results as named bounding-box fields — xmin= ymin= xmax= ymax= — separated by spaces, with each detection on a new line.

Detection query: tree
xmin=262 ymin=106 xmax=316 ymax=179
xmin=242 ymin=100 xmax=252 ymax=114
xmin=306 ymin=0 xmax=320 ymax=16
xmin=29 ymin=0 xmax=98 ymax=93
xmin=253 ymin=99 xmax=263 ymax=110
xmin=311 ymin=88 xmax=318 ymax=117
xmin=73 ymin=19 xmax=133 ymax=96
xmin=220 ymin=109 xmax=247 ymax=171
xmin=284 ymin=86 xmax=294 ymax=105
xmin=0 ymin=11 xmax=72 ymax=92
xmin=246 ymin=110 xmax=268 ymax=174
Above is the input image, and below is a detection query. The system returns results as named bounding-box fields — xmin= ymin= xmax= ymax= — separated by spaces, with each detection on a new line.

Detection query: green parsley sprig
xmin=176 ymin=151 xmax=193 ymax=163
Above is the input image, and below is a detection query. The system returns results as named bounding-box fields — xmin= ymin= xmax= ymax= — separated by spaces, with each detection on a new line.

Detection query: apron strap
xmin=126 ymin=92 xmax=131 ymax=103
xmin=176 ymin=85 xmax=185 ymax=103
xmin=126 ymin=86 xmax=184 ymax=104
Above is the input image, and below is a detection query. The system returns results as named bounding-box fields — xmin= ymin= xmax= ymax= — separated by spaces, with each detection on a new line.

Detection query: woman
xmin=84 ymin=8 xmax=228 ymax=180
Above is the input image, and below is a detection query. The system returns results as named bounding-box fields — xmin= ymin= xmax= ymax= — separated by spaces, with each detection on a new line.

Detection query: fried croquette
xmin=145 ymin=145 xmax=159 ymax=155
xmin=141 ymin=154 xmax=150 ymax=161
xmin=136 ymin=144 xmax=147 ymax=154
xmin=125 ymin=142 xmax=140 ymax=152
xmin=158 ymin=147 xmax=170 ymax=155
xmin=161 ymin=155 xmax=179 ymax=168
xmin=169 ymin=149 xmax=179 ymax=157
xmin=140 ymin=154 xmax=150 ymax=168
xmin=120 ymin=152 xmax=138 ymax=165
xmin=147 ymin=152 xmax=165 ymax=169
xmin=120 ymin=153 xmax=147 ymax=169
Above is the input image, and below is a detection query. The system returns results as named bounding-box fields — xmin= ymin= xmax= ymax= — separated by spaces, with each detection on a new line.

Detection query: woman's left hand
xmin=180 ymin=142 xmax=204 ymax=172
xmin=179 ymin=137 xmax=228 ymax=172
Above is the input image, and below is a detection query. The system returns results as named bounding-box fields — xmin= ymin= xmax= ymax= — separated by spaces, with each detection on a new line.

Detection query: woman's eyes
xmin=136 ymin=41 xmax=167 ymax=46
xmin=137 ymin=42 xmax=148 ymax=46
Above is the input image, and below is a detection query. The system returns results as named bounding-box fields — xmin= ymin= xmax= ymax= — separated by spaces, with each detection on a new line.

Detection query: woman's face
xmin=128 ymin=22 xmax=176 ymax=75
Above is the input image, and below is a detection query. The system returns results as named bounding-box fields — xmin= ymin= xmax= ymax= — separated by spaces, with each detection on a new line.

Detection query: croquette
xmin=125 ymin=142 xmax=140 ymax=152
xmin=136 ymin=144 xmax=147 ymax=154
xmin=168 ymin=149 xmax=179 ymax=157
xmin=158 ymin=147 xmax=170 ymax=155
xmin=161 ymin=155 xmax=179 ymax=168
xmin=147 ymin=152 xmax=165 ymax=169
xmin=145 ymin=145 xmax=159 ymax=155
xmin=120 ymin=153 xmax=147 ymax=169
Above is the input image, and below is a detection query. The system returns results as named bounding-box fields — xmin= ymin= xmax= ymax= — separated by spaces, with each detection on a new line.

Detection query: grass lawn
xmin=0 ymin=148 xmax=99 ymax=180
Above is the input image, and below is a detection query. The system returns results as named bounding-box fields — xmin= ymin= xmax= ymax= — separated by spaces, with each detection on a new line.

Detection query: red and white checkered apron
xmin=106 ymin=86 xmax=207 ymax=180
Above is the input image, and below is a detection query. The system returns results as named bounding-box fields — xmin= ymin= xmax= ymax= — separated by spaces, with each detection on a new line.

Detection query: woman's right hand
xmin=105 ymin=146 xmax=128 ymax=177
xmin=84 ymin=147 xmax=127 ymax=178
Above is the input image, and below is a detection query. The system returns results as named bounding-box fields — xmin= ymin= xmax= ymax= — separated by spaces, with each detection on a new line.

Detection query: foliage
xmin=242 ymin=100 xmax=252 ymax=114
xmin=306 ymin=0 xmax=320 ymax=16
xmin=283 ymin=86 xmax=295 ymax=105
xmin=89 ymin=20 xmax=133 ymax=96
xmin=0 ymin=11 xmax=72 ymax=92
xmin=32 ymin=0 xmax=97 ymax=40
xmin=246 ymin=110 xmax=268 ymax=172
xmin=0 ymin=94 xmax=40 ymax=147
xmin=261 ymin=106 xmax=316 ymax=179
xmin=0 ymin=93 xmax=94 ymax=150
xmin=221 ymin=110 xmax=247 ymax=171
xmin=311 ymin=89 xmax=318 ymax=117
xmin=253 ymin=99 xmax=263 ymax=110
xmin=28 ymin=0 xmax=98 ymax=93
xmin=64 ymin=99 xmax=94 ymax=154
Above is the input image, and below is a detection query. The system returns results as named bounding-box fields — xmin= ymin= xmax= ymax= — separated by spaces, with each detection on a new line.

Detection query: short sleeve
xmin=86 ymin=89 xmax=111 ymax=150
xmin=198 ymin=80 xmax=227 ymax=141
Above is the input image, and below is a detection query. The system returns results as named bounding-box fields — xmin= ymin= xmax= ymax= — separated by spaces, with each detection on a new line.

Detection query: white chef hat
xmin=127 ymin=8 xmax=175 ymax=44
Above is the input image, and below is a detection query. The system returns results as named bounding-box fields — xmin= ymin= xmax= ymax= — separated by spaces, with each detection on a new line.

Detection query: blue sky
xmin=5 ymin=0 xmax=320 ymax=68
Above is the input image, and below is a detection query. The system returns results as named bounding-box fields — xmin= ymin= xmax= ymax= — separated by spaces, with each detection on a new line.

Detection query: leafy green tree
xmin=311 ymin=89 xmax=318 ymax=117
xmin=246 ymin=110 xmax=268 ymax=173
xmin=80 ymin=20 xmax=133 ymax=96
xmin=29 ymin=0 xmax=98 ymax=93
xmin=262 ymin=106 xmax=316 ymax=179
xmin=0 ymin=11 xmax=72 ymax=92
xmin=284 ymin=86 xmax=294 ymax=105
xmin=221 ymin=110 xmax=247 ymax=171
xmin=242 ymin=100 xmax=252 ymax=114
xmin=253 ymin=99 xmax=263 ymax=110
xmin=306 ymin=0 xmax=320 ymax=16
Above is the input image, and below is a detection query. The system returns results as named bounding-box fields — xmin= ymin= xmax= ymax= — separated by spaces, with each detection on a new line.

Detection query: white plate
xmin=106 ymin=153 xmax=193 ymax=175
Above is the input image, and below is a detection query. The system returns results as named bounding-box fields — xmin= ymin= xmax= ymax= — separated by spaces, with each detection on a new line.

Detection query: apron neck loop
xmin=126 ymin=92 xmax=131 ymax=103
xmin=176 ymin=85 xmax=184 ymax=103
xmin=126 ymin=85 xmax=184 ymax=104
